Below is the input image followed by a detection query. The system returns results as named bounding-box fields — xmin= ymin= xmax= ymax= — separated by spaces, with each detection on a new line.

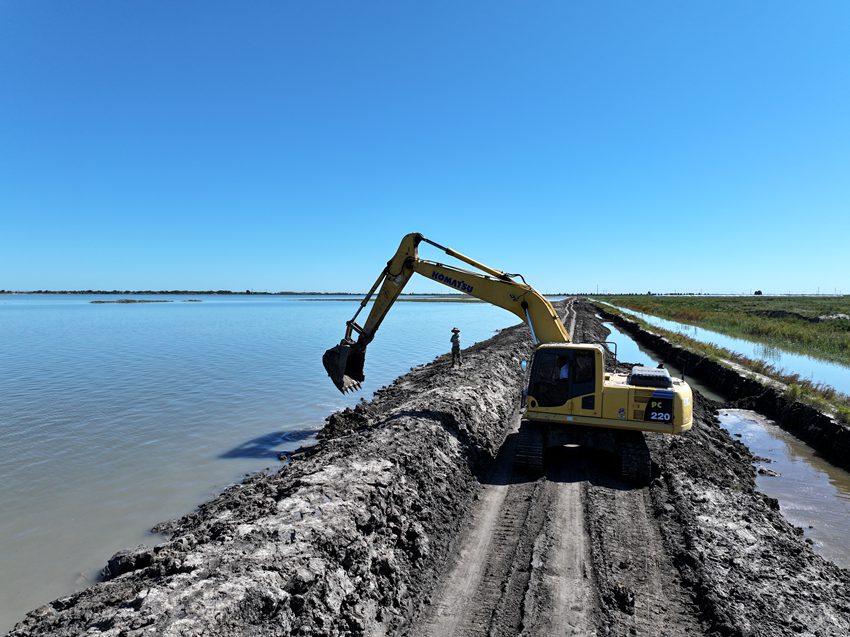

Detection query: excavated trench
xmin=8 ymin=300 xmax=850 ymax=637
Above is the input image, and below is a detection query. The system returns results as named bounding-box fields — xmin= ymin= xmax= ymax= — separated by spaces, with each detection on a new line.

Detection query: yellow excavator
xmin=323 ymin=233 xmax=693 ymax=481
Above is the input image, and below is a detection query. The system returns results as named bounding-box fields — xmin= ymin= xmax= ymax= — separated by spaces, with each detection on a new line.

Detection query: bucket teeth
xmin=342 ymin=380 xmax=362 ymax=394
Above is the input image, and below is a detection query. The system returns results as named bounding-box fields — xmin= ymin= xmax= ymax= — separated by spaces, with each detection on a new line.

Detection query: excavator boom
xmin=323 ymin=233 xmax=568 ymax=393
xmin=323 ymin=231 xmax=694 ymax=484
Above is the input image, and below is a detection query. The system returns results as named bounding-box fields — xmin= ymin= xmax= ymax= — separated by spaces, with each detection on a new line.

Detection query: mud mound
xmin=8 ymin=325 xmax=533 ymax=637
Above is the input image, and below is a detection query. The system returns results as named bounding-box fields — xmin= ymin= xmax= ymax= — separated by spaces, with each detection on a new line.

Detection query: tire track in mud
xmin=459 ymin=478 xmax=544 ymax=637
xmin=416 ymin=413 xmax=545 ymax=637
xmin=520 ymin=450 xmax=595 ymax=637
xmin=584 ymin=466 xmax=704 ymax=636
xmin=414 ymin=299 xmax=597 ymax=637
xmin=417 ymin=448 xmax=593 ymax=637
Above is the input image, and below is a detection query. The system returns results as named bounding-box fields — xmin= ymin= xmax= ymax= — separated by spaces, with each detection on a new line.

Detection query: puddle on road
xmin=718 ymin=409 xmax=850 ymax=569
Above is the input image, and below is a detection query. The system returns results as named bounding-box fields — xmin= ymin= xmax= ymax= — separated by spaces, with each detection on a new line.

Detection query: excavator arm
xmin=323 ymin=233 xmax=569 ymax=393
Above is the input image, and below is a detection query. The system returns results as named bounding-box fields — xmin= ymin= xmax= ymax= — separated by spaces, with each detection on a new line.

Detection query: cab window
xmin=528 ymin=349 xmax=597 ymax=407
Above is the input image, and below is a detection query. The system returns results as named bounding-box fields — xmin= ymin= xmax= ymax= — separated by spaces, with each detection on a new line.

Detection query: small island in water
xmin=90 ymin=299 xmax=203 ymax=304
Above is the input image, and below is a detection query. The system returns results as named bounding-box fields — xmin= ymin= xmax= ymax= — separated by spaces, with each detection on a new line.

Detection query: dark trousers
xmin=452 ymin=348 xmax=461 ymax=366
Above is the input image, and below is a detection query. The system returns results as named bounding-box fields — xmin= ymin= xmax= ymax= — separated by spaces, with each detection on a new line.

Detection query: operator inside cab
xmin=557 ymin=356 xmax=570 ymax=380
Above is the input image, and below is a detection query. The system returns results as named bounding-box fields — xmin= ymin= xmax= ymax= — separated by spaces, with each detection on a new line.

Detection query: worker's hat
xmin=451 ymin=327 xmax=460 ymax=333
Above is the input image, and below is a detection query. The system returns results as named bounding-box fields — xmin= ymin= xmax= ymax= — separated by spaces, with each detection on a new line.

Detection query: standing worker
xmin=450 ymin=327 xmax=462 ymax=367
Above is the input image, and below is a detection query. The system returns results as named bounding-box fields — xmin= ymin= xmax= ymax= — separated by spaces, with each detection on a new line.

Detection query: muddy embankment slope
xmin=9 ymin=300 xmax=850 ymax=637
xmin=8 ymin=325 xmax=534 ymax=636
xmin=595 ymin=304 xmax=850 ymax=473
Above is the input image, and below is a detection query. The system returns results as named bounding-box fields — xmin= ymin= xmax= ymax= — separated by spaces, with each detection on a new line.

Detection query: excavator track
xmin=513 ymin=420 xmax=544 ymax=475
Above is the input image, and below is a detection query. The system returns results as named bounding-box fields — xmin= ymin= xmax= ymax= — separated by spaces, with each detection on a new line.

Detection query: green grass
xmin=594 ymin=301 xmax=850 ymax=424
xmin=596 ymin=295 xmax=850 ymax=368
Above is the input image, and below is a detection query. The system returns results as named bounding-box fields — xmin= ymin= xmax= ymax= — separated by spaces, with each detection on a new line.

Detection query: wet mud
xmin=8 ymin=300 xmax=850 ymax=637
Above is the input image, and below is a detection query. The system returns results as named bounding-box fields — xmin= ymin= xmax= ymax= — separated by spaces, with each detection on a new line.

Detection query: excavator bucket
xmin=322 ymin=343 xmax=366 ymax=393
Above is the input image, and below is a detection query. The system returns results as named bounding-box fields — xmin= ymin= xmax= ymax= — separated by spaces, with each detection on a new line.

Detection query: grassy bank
xmin=593 ymin=301 xmax=850 ymax=424
xmin=598 ymin=295 xmax=850 ymax=368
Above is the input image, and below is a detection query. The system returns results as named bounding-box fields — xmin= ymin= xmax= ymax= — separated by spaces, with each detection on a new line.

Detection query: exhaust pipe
xmin=322 ymin=343 xmax=366 ymax=393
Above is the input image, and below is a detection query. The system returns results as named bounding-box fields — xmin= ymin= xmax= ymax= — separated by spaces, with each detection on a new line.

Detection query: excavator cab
xmin=527 ymin=346 xmax=599 ymax=410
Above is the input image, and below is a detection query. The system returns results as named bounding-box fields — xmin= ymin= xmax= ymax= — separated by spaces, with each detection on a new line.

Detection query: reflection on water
xmin=719 ymin=409 xmax=850 ymax=569
xmin=0 ymin=294 xmax=519 ymax=632
xmin=754 ymin=342 xmax=781 ymax=362
xmin=601 ymin=303 xmax=850 ymax=395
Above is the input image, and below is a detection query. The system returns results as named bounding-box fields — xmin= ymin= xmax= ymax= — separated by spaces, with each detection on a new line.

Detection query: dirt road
xmin=8 ymin=300 xmax=850 ymax=637
xmin=411 ymin=301 xmax=706 ymax=637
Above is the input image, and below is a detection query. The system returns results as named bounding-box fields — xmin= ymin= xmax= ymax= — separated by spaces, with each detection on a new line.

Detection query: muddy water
xmin=718 ymin=409 xmax=850 ymax=568
xmin=600 ymin=303 xmax=850 ymax=395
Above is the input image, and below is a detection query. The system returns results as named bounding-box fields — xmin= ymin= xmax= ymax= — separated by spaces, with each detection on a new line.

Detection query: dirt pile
xmin=8 ymin=325 xmax=533 ymax=637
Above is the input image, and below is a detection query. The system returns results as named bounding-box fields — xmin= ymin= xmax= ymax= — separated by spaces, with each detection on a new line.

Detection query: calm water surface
xmin=0 ymin=295 xmax=519 ymax=632
xmin=718 ymin=409 xmax=850 ymax=569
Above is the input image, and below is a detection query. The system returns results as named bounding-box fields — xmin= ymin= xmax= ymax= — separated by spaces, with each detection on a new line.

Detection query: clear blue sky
xmin=2 ymin=1 xmax=848 ymax=294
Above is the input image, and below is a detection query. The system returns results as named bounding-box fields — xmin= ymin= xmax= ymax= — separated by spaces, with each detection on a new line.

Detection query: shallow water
xmin=0 ymin=294 xmax=519 ymax=632
xmin=718 ymin=409 xmax=850 ymax=569
xmin=600 ymin=303 xmax=850 ymax=395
